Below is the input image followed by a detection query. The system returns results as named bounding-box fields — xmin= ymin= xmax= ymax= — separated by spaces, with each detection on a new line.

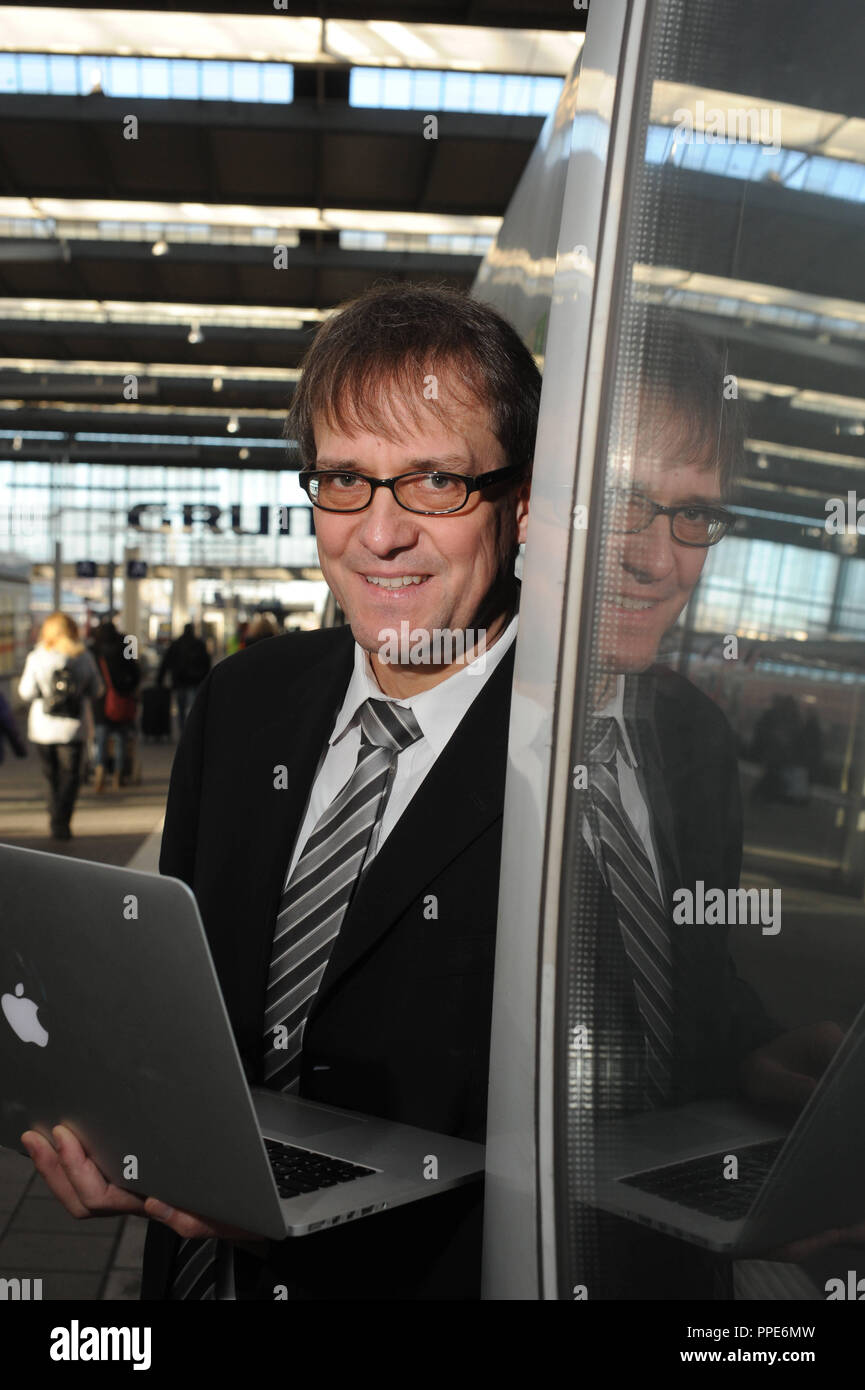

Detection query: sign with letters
xmin=126 ymin=504 xmax=314 ymax=536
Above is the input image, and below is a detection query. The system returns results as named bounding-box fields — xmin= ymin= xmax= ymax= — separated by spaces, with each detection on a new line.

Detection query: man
xmin=156 ymin=621 xmax=211 ymax=734
xmin=21 ymin=284 xmax=537 ymax=1300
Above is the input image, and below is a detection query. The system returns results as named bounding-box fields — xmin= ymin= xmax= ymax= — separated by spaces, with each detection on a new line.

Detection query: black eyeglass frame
xmin=605 ymin=487 xmax=735 ymax=548
xmin=298 ymin=462 xmax=526 ymax=515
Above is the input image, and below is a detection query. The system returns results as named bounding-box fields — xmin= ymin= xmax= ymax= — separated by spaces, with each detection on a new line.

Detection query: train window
xmin=555 ymin=0 xmax=865 ymax=1300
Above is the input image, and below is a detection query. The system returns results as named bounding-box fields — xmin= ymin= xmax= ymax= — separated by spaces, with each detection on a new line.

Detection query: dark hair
xmin=632 ymin=311 xmax=746 ymax=499
xmin=286 ymin=283 xmax=542 ymax=477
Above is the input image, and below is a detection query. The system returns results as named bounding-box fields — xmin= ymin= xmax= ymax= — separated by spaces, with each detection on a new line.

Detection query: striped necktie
xmin=587 ymin=716 xmax=674 ymax=1107
xmin=169 ymin=696 xmax=423 ymax=1301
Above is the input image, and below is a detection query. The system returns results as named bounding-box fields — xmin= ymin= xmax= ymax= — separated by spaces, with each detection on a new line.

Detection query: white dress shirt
xmin=583 ymin=674 xmax=665 ymax=895
xmin=284 ymin=614 xmax=519 ymax=884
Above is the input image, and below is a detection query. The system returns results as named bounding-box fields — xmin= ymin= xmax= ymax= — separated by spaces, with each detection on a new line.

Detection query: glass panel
xmin=18 ymin=54 xmax=48 ymax=93
xmin=556 ymin=0 xmax=865 ymax=1302
xmin=260 ymin=65 xmax=292 ymax=104
xmin=442 ymin=72 xmax=472 ymax=112
xmin=230 ymin=62 xmax=259 ymax=103
xmin=412 ymin=71 xmax=442 ymax=110
xmin=349 ymin=68 xmax=381 ymax=108
xmin=170 ymin=59 xmax=199 ymax=100
xmin=106 ymin=56 xmax=140 ymax=98
xmin=0 ymin=55 xmax=17 ymax=93
xmin=139 ymin=58 xmax=170 ymax=100
xmin=381 ymin=70 xmax=411 ymax=109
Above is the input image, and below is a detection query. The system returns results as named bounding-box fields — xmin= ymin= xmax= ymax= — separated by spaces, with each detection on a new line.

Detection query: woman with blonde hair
xmin=18 ymin=611 xmax=103 ymax=840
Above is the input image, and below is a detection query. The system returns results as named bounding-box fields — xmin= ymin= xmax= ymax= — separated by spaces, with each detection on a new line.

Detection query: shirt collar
xmin=594 ymin=673 xmax=639 ymax=768
xmin=331 ymin=613 xmax=519 ymax=755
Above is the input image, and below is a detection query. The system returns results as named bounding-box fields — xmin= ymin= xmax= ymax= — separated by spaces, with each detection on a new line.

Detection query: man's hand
xmin=21 ymin=1125 xmax=263 ymax=1244
xmin=739 ymin=1020 xmax=844 ymax=1118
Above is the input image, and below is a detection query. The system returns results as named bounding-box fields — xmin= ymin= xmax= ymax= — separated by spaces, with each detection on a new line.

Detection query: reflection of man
xmin=584 ymin=327 xmax=781 ymax=1110
xmin=587 ymin=323 xmax=841 ymax=1111
xmin=581 ymin=320 xmax=844 ymax=1293
xmin=21 ymin=284 xmax=537 ymax=1301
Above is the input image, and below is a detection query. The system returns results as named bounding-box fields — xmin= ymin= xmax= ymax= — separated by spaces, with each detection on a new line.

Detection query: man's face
xmin=311 ymin=380 xmax=529 ymax=673
xmin=599 ymin=406 xmax=722 ymax=673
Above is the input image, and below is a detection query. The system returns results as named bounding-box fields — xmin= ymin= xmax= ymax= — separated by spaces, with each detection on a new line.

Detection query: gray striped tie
xmin=169 ymin=696 xmax=423 ymax=1300
xmin=587 ymin=716 xmax=674 ymax=1106
xmin=261 ymin=696 xmax=423 ymax=1091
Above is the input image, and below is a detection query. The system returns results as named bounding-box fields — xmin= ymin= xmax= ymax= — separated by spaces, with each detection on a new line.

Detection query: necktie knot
xmin=358 ymin=697 xmax=423 ymax=754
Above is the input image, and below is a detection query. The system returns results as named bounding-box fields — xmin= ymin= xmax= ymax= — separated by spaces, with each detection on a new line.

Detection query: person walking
xmin=156 ymin=622 xmax=211 ymax=734
xmin=17 ymin=611 xmax=103 ymax=839
xmin=89 ymin=618 xmax=141 ymax=792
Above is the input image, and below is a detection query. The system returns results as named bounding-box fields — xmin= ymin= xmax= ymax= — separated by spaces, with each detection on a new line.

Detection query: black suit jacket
xmin=142 ymin=626 xmax=514 ymax=1300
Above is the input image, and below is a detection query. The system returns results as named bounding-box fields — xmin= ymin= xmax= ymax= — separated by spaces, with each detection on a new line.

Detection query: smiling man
xmin=145 ymin=285 xmax=536 ymax=1300
xmin=20 ymin=283 xmax=538 ymax=1303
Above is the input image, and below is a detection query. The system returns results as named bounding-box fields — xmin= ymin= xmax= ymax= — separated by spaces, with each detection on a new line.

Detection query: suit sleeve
xmin=158 ymin=671 xmax=212 ymax=889
xmin=716 ymin=707 xmax=783 ymax=1060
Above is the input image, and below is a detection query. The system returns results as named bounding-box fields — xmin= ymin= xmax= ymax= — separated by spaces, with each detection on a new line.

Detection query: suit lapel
xmin=309 ymin=644 xmax=516 ymax=1014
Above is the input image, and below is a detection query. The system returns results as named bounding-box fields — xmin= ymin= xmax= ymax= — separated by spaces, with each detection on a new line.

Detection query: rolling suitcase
xmin=140 ymin=685 xmax=172 ymax=741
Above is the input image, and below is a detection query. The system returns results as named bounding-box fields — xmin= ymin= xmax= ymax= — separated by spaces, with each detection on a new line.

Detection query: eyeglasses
xmin=606 ymin=487 xmax=734 ymax=547
xmin=298 ymin=464 xmax=525 ymax=515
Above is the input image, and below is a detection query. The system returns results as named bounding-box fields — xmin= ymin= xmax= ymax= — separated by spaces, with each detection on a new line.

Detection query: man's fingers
xmin=51 ymin=1125 xmax=147 ymax=1216
xmin=21 ymin=1130 xmax=93 ymax=1219
xmin=144 ymin=1199 xmax=218 ymax=1239
xmin=143 ymin=1197 xmax=257 ymax=1242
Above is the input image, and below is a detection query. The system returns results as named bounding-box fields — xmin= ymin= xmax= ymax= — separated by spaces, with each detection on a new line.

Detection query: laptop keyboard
xmin=621 ymin=1137 xmax=785 ymax=1220
xmin=264 ymin=1137 xmax=377 ymax=1199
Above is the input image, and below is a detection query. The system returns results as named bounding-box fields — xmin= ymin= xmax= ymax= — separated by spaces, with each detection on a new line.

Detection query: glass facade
xmin=554 ymin=0 xmax=865 ymax=1301
xmin=0 ymin=461 xmax=318 ymax=570
xmin=0 ymin=52 xmax=294 ymax=104
xmin=349 ymin=66 xmax=562 ymax=116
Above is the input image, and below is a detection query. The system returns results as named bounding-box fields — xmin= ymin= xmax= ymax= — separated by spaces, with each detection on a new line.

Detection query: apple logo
xmin=1 ymin=983 xmax=49 ymax=1047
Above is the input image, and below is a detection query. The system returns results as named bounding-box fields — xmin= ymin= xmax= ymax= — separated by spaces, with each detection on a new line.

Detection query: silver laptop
xmin=593 ymin=1009 xmax=865 ymax=1255
xmin=0 ymin=843 xmax=483 ymax=1240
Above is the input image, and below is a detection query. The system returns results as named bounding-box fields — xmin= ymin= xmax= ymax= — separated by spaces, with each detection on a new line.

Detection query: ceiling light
xmin=325 ymin=21 xmax=373 ymax=60
xmin=227 ymin=416 xmax=239 ymax=434
xmin=212 ymin=376 xmax=223 ymax=392
xmin=366 ymin=20 xmax=439 ymax=62
xmin=239 ymin=447 xmax=250 ymax=460
xmin=151 ymin=239 xmax=169 ymax=256
xmin=187 ymin=323 xmax=203 ymax=345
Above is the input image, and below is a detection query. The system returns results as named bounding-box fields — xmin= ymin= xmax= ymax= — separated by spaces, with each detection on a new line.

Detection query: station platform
xmin=0 ymin=737 xmax=175 ymax=1300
